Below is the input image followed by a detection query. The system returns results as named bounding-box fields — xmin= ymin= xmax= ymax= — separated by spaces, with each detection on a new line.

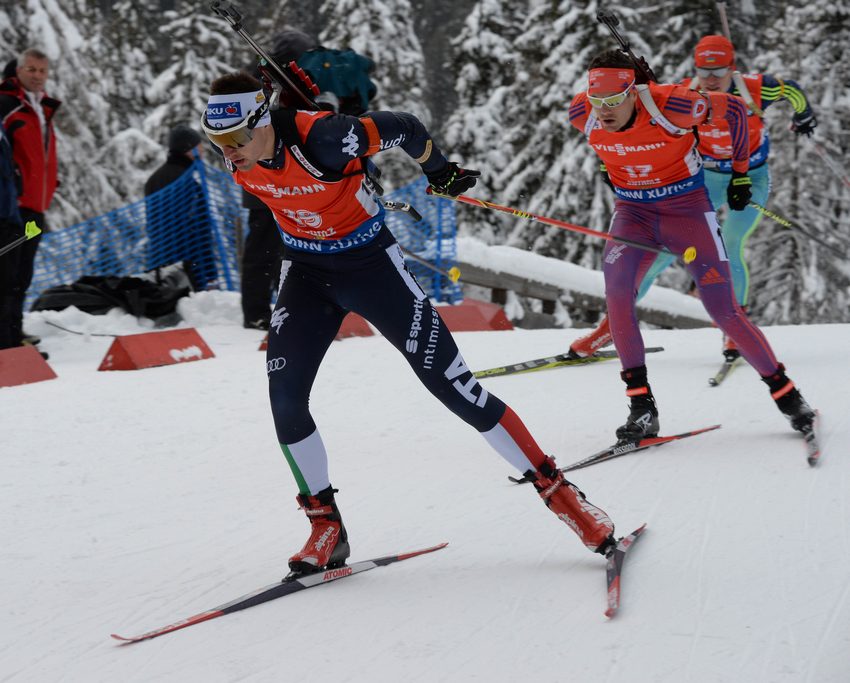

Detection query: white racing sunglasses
xmin=587 ymin=81 xmax=635 ymax=109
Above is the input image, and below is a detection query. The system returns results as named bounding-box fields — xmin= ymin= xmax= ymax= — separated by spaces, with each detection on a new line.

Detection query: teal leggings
xmin=635 ymin=164 xmax=770 ymax=306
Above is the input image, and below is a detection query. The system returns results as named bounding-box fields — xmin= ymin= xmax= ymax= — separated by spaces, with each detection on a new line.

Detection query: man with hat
xmin=568 ymin=35 xmax=817 ymax=364
xmin=201 ymin=70 xmax=621 ymax=578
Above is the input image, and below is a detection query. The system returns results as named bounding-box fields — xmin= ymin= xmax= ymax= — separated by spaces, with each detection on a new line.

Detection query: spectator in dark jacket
xmin=144 ymin=123 xmax=217 ymax=291
xmin=0 ymin=48 xmax=60 ymax=350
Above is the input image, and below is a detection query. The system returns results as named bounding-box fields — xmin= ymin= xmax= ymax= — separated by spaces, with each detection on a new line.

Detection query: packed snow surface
xmin=2 ymin=295 xmax=848 ymax=682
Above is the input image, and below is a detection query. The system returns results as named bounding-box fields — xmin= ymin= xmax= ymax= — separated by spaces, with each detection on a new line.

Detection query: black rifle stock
xmin=596 ymin=10 xmax=657 ymax=83
xmin=210 ymin=0 xmax=318 ymax=111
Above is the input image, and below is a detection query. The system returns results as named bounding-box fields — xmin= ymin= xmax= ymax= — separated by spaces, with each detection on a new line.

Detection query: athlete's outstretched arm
xmin=304 ymin=111 xmax=448 ymax=175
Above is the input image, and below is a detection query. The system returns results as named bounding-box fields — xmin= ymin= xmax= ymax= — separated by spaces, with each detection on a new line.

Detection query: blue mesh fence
xmin=29 ymin=162 xmax=459 ymax=308
xmin=382 ymin=176 xmax=462 ymax=303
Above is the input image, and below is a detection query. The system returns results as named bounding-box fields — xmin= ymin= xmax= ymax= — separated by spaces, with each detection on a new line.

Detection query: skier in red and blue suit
xmin=567 ymin=49 xmax=816 ymax=444
xmin=632 ymin=36 xmax=818 ymax=360
xmin=569 ymin=36 xmax=817 ymax=364
xmin=202 ymin=70 xmax=619 ymax=578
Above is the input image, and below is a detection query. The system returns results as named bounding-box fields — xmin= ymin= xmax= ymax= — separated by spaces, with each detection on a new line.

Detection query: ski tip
xmin=110 ymin=634 xmax=134 ymax=643
xmin=397 ymin=542 xmax=449 ymax=561
xmin=614 ymin=523 xmax=648 ymax=550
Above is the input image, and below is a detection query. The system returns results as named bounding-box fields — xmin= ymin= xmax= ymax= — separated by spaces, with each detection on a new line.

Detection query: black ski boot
xmin=762 ymin=364 xmax=815 ymax=434
xmin=616 ymin=365 xmax=660 ymax=443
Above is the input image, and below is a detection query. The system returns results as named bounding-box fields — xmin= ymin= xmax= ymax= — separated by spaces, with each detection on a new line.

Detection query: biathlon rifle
xmin=210 ymin=1 xmax=319 ymax=111
xmin=596 ymin=10 xmax=657 ymax=83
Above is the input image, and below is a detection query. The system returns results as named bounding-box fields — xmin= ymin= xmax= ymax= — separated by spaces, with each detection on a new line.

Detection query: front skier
xmin=203 ymin=70 xmax=618 ymax=576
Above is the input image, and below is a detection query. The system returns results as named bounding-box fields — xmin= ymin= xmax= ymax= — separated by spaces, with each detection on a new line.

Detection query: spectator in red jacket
xmin=0 ymin=48 xmax=61 ymax=349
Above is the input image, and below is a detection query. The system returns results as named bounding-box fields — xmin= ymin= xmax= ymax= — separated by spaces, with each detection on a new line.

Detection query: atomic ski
xmin=111 ymin=543 xmax=447 ymax=644
xmin=605 ymin=523 xmax=647 ymax=618
xmin=708 ymin=356 xmax=742 ymax=386
xmin=474 ymin=346 xmax=664 ymax=379
xmin=508 ymin=425 xmax=721 ymax=483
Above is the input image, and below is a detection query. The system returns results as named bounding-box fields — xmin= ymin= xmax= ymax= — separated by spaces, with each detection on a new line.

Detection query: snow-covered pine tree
xmin=0 ymin=0 xmax=133 ymax=228
xmin=748 ymin=1 xmax=850 ymax=323
xmin=496 ymin=0 xmax=610 ymax=268
xmin=444 ymin=0 xmax=530 ymax=244
xmin=89 ymin=1 xmax=164 ymax=206
xmin=144 ymin=1 xmax=245 ymax=155
xmin=318 ymin=0 xmax=431 ymax=189
xmin=255 ymin=0 xmax=323 ymax=45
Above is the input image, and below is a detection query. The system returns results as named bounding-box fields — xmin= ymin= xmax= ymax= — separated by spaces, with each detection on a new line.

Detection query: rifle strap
xmin=688 ymin=73 xmax=763 ymax=117
xmin=635 ymin=85 xmax=692 ymax=136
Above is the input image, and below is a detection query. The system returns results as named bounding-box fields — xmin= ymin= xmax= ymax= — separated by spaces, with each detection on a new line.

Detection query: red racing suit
xmin=569 ymin=82 xmax=749 ymax=199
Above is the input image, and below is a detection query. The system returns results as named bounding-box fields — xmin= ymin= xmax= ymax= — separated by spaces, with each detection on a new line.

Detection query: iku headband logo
xmin=207 ymin=102 xmax=243 ymax=120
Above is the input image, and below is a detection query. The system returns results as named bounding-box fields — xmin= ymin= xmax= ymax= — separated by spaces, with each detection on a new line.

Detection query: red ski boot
xmin=568 ymin=315 xmax=612 ymax=359
xmin=528 ymin=456 xmax=616 ymax=555
xmin=287 ymin=486 xmax=350 ymax=579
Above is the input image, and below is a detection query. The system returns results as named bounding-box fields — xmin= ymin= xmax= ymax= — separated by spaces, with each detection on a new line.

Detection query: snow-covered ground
xmin=2 ymin=294 xmax=848 ymax=683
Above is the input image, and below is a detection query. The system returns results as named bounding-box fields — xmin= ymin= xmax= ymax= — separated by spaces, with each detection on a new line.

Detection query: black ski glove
xmin=426 ymin=161 xmax=480 ymax=197
xmin=727 ymin=170 xmax=752 ymax=211
xmin=790 ymin=111 xmax=817 ymax=137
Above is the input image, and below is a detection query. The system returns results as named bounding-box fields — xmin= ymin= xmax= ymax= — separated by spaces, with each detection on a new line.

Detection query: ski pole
xmin=810 ymin=142 xmax=850 ymax=190
xmin=383 ymin=200 xmax=423 ymax=222
xmin=426 ymin=188 xmax=697 ymax=263
xmin=748 ymin=202 xmax=834 ymax=249
xmin=0 ymin=220 xmax=41 ymax=258
xmin=381 ymin=200 xmax=458 ymax=281
xmin=399 ymin=246 xmax=461 ymax=283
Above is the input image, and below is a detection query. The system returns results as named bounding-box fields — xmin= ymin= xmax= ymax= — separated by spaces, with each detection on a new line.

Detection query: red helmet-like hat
xmin=694 ymin=35 xmax=735 ymax=68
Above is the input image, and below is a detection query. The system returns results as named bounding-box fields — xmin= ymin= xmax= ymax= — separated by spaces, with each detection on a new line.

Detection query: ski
xmin=708 ymin=356 xmax=742 ymax=386
xmin=605 ymin=523 xmax=647 ymax=618
xmin=474 ymin=346 xmax=664 ymax=379
xmin=508 ymin=425 xmax=721 ymax=483
xmin=803 ymin=410 xmax=822 ymax=466
xmin=111 ymin=542 xmax=447 ymax=644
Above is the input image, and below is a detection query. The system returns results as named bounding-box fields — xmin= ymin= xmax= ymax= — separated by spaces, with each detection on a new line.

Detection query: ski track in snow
xmin=2 ymin=308 xmax=850 ymax=682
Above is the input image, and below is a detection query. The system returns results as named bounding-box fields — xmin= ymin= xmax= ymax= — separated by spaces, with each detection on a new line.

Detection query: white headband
xmin=205 ymin=90 xmax=271 ymax=129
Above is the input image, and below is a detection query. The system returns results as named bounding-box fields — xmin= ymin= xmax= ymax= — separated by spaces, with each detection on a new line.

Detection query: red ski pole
xmin=426 ymin=189 xmax=696 ymax=263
